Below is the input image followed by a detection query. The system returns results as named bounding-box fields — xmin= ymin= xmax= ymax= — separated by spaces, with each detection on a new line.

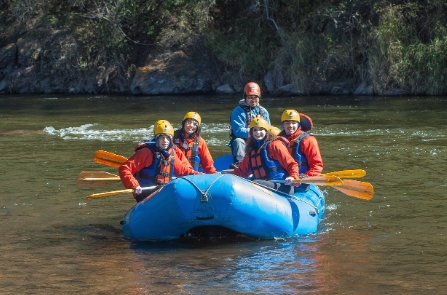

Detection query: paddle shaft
xmin=83 ymin=177 xmax=120 ymax=181
xmin=85 ymin=186 xmax=156 ymax=199
xmin=284 ymin=175 xmax=342 ymax=186
xmin=77 ymin=171 xmax=122 ymax=188
xmin=323 ymin=169 xmax=366 ymax=179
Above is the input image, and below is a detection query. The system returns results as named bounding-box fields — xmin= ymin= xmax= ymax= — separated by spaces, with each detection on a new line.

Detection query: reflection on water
xmin=1 ymin=95 xmax=447 ymax=294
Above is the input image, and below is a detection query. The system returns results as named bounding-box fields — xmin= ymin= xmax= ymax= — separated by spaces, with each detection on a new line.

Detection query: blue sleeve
xmin=230 ymin=106 xmax=250 ymax=138
xmin=262 ymin=107 xmax=271 ymax=125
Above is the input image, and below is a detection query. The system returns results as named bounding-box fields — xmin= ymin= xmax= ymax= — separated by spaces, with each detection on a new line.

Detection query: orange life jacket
xmin=134 ymin=143 xmax=174 ymax=186
xmin=173 ymin=134 xmax=201 ymax=170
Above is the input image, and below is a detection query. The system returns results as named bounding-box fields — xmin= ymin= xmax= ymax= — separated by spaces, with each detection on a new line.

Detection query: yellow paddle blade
xmin=94 ymin=150 xmax=127 ymax=167
xmin=333 ymin=180 xmax=374 ymax=200
xmin=324 ymin=169 xmax=366 ymax=179
xmin=293 ymin=175 xmax=343 ymax=186
xmin=86 ymin=189 xmax=134 ymax=199
xmin=77 ymin=171 xmax=121 ymax=188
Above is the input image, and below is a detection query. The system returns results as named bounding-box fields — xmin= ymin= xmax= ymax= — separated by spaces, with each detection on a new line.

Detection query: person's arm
xmin=268 ymin=141 xmax=299 ymax=179
xmin=300 ymin=136 xmax=324 ymax=176
xmin=173 ymin=146 xmax=203 ymax=176
xmin=230 ymin=106 xmax=250 ymax=138
xmin=259 ymin=106 xmax=270 ymax=125
xmin=231 ymin=154 xmax=252 ymax=178
xmin=198 ymin=138 xmax=217 ymax=174
xmin=118 ymin=148 xmax=154 ymax=189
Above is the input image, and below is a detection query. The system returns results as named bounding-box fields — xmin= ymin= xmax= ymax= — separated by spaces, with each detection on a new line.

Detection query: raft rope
xmin=142 ymin=185 xmax=164 ymax=204
xmin=180 ymin=175 xmax=225 ymax=202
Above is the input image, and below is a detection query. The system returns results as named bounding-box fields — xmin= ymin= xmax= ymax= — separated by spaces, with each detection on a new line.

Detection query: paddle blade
xmin=86 ymin=189 xmax=134 ymax=199
xmin=94 ymin=150 xmax=127 ymax=167
xmin=77 ymin=171 xmax=121 ymax=188
xmin=294 ymin=175 xmax=343 ymax=186
xmin=334 ymin=180 xmax=374 ymax=200
xmin=324 ymin=169 xmax=366 ymax=179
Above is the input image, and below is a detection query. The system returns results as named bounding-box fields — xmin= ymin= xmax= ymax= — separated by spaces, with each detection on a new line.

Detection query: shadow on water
xmin=129 ymin=226 xmax=257 ymax=251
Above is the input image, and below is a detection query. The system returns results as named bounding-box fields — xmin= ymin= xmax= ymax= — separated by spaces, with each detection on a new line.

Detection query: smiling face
xmin=157 ymin=134 xmax=171 ymax=150
xmin=183 ymin=118 xmax=198 ymax=135
xmin=283 ymin=120 xmax=299 ymax=136
xmin=251 ymin=126 xmax=267 ymax=141
xmin=245 ymin=95 xmax=260 ymax=107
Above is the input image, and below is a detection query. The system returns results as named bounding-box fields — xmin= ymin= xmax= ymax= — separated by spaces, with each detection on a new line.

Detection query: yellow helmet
xmin=154 ymin=119 xmax=168 ymax=127
xmin=183 ymin=111 xmax=201 ymax=125
xmin=249 ymin=117 xmax=270 ymax=130
xmin=281 ymin=109 xmax=300 ymax=122
xmin=268 ymin=126 xmax=281 ymax=135
xmin=154 ymin=120 xmax=174 ymax=137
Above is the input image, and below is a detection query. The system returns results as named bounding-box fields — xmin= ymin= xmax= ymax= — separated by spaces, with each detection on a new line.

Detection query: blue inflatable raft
xmin=121 ymin=174 xmax=325 ymax=241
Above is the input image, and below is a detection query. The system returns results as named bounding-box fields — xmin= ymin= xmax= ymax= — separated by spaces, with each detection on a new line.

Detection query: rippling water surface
xmin=1 ymin=95 xmax=446 ymax=294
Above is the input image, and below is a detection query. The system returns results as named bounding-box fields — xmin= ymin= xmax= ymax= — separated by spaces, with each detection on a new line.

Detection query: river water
xmin=1 ymin=95 xmax=446 ymax=294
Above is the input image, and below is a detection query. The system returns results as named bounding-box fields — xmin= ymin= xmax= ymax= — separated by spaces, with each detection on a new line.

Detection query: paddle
xmin=272 ymin=175 xmax=342 ymax=187
xmin=274 ymin=178 xmax=373 ymax=200
xmin=323 ymin=169 xmax=366 ymax=179
xmin=94 ymin=150 xmax=128 ymax=168
xmin=85 ymin=186 xmax=157 ymax=199
xmin=94 ymin=150 xmax=367 ymax=181
xmin=333 ymin=179 xmax=374 ymax=200
xmin=291 ymin=175 xmax=343 ymax=186
xmin=77 ymin=171 xmax=121 ymax=188
xmin=222 ymin=168 xmax=365 ymax=179
xmin=90 ymin=150 xmax=374 ymax=199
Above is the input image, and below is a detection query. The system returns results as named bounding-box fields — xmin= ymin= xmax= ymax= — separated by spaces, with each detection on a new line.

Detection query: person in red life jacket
xmin=230 ymin=117 xmax=300 ymax=194
xmin=119 ymin=120 xmax=202 ymax=202
xmin=173 ymin=112 xmax=217 ymax=174
xmin=229 ymin=82 xmax=270 ymax=168
xmin=278 ymin=109 xmax=324 ymax=177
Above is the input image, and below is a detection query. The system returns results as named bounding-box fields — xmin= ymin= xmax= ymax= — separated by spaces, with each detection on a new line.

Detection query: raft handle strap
xmin=180 ymin=175 xmax=225 ymax=202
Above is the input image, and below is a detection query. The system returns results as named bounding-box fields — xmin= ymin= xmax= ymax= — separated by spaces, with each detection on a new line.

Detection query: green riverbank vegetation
xmin=1 ymin=0 xmax=447 ymax=95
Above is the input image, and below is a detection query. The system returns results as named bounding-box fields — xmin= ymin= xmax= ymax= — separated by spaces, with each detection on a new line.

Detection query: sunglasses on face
xmin=185 ymin=120 xmax=198 ymax=126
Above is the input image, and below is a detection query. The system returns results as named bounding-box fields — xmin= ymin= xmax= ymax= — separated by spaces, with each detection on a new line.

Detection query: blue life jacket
xmin=291 ymin=132 xmax=311 ymax=174
xmin=134 ymin=143 xmax=175 ymax=186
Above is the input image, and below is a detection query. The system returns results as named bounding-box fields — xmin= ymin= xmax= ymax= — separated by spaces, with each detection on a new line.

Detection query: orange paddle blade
xmin=334 ymin=180 xmax=374 ymax=200
xmin=94 ymin=150 xmax=127 ymax=167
